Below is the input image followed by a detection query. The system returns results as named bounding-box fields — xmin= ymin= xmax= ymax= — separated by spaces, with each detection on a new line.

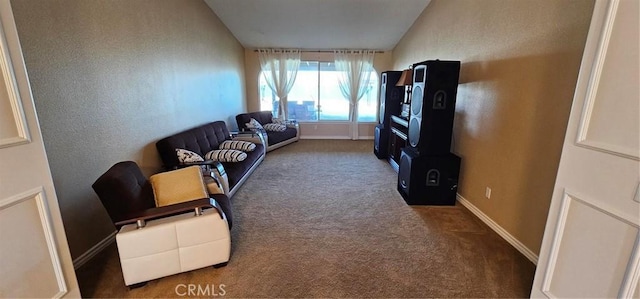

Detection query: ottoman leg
xmin=213 ymin=262 xmax=228 ymax=268
xmin=129 ymin=282 xmax=147 ymax=289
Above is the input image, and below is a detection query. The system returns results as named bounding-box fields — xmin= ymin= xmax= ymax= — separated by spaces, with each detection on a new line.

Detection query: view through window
xmin=259 ymin=61 xmax=378 ymax=122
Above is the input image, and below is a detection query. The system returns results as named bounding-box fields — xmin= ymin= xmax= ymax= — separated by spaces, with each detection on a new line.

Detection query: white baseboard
xmin=300 ymin=135 xmax=350 ymax=140
xmin=457 ymin=194 xmax=539 ymax=265
xmin=73 ymin=230 xmax=116 ymax=269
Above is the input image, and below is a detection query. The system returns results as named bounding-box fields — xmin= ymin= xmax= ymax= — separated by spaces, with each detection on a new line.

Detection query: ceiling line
xmin=252 ymin=50 xmax=385 ymax=53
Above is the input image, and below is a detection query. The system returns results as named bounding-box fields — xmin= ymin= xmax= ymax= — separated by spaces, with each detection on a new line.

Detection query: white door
xmin=0 ymin=0 xmax=80 ymax=298
xmin=531 ymin=0 xmax=639 ymax=297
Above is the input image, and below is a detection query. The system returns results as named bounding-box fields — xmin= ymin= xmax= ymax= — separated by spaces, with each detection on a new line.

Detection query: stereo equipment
xmin=397 ymin=147 xmax=460 ymax=205
xmin=375 ymin=71 xmax=404 ymax=159
xmin=379 ymin=71 xmax=404 ymax=127
xmin=373 ymin=124 xmax=390 ymax=159
xmin=409 ymin=60 xmax=461 ymax=155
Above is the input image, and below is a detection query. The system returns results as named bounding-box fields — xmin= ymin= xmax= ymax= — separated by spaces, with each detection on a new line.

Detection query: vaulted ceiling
xmin=205 ymin=0 xmax=431 ymax=50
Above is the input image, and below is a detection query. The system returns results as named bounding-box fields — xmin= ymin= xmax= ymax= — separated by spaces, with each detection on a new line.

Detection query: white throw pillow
xmin=263 ymin=123 xmax=287 ymax=132
xmin=245 ymin=118 xmax=264 ymax=130
xmin=175 ymin=148 xmax=204 ymax=163
xmin=219 ymin=140 xmax=256 ymax=152
xmin=205 ymin=149 xmax=247 ymax=162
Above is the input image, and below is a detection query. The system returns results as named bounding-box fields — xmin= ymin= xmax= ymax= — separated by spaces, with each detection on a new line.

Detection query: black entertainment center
xmin=374 ymin=60 xmax=462 ymax=206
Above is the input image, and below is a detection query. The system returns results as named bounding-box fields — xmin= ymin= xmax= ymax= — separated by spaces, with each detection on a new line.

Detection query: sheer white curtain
xmin=334 ymin=50 xmax=375 ymax=140
xmin=257 ymin=49 xmax=301 ymax=119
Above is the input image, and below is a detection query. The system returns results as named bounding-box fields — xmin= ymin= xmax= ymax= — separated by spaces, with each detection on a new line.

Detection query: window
xmin=259 ymin=61 xmax=378 ymax=122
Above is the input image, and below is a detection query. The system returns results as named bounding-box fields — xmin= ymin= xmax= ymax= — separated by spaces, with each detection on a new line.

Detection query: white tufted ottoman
xmin=116 ymin=208 xmax=230 ymax=286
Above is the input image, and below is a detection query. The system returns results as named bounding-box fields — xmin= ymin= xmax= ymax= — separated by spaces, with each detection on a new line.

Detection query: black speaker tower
xmin=397 ymin=60 xmax=462 ymax=205
xmin=374 ymin=71 xmax=404 ymax=159
xmin=408 ymin=60 xmax=460 ymax=155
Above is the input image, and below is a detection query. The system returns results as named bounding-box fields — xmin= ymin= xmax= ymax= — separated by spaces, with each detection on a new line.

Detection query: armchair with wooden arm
xmin=92 ymin=161 xmax=231 ymax=287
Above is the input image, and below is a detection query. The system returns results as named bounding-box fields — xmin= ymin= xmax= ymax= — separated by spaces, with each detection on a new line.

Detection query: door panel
xmin=0 ymin=0 xmax=79 ymax=297
xmin=532 ymin=0 xmax=640 ymax=298
xmin=542 ymin=193 xmax=638 ymax=298
xmin=0 ymin=0 xmax=28 ymax=149
xmin=576 ymin=0 xmax=639 ymax=159
xmin=0 ymin=190 xmax=66 ymax=298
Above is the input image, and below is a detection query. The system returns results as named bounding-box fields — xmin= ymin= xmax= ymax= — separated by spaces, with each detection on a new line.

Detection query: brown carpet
xmin=77 ymin=140 xmax=535 ymax=298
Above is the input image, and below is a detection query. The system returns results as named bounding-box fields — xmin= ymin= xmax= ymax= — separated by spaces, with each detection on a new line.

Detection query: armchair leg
xmin=128 ymin=282 xmax=147 ymax=289
xmin=213 ymin=262 xmax=228 ymax=269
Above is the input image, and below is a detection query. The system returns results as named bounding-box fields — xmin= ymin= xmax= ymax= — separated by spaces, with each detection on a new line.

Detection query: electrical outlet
xmin=485 ymin=187 xmax=491 ymax=199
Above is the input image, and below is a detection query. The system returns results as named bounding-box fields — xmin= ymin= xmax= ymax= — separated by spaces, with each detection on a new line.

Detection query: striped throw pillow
xmin=272 ymin=117 xmax=287 ymax=125
xmin=263 ymin=123 xmax=287 ymax=132
xmin=219 ymin=140 xmax=256 ymax=152
xmin=204 ymin=149 xmax=247 ymax=163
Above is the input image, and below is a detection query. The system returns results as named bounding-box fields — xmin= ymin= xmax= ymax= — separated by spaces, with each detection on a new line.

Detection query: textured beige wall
xmin=393 ymin=0 xmax=594 ymax=255
xmin=11 ymin=0 xmax=246 ymax=259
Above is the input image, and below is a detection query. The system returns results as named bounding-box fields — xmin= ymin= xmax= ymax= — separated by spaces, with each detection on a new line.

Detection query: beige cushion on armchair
xmin=149 ymin=166 xmax=209 ymax=207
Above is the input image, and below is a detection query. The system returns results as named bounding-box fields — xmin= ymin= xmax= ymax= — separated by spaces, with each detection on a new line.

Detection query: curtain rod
xmin=253 ymin=49 xmax=385 ymax=53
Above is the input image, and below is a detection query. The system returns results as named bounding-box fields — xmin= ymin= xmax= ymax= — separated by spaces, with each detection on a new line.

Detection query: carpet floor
xmin=77 ymin=139 xmax=535 ymax=298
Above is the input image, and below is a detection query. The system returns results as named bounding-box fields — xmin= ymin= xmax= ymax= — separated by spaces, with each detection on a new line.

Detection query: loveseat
xmin=236 ymin=111 xmax=299 ymax=152
xmin=156 ymin=121 xmax=265 ymax=198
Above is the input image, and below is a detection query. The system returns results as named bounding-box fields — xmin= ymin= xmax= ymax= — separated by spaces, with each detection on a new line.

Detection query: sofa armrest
xmin=230 ymin=130 xmax=257 ymax=138
xmin=231 ymin=130 xmax=265 ymax=143
xmin=201 ymin=161 xmax=229 ymax=196
xmin=115 ymin=197 xmax=227 ymax=228
xmin=286 ymin=122 xmax=299 ymax=134
xmin=284 ymin=120 xmax=298 ymax=127
xmin=180 ymin=160 xmax=216 ymax=167
xmin=179 ymin=160 xmax=225 ymax=175
xmin=232 ymin=130 xmax=267 ymax=150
